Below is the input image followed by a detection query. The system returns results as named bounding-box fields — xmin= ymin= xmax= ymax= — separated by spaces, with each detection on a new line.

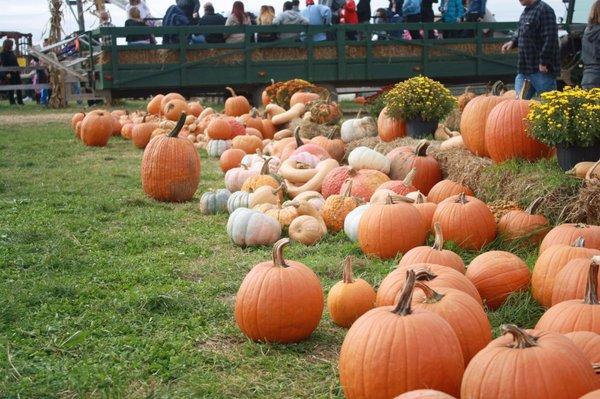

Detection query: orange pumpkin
xmin=497 ymin=197 xmax=549 ymax=244
xmin=141 ymin=114 xmax=201 ymax=202
xmin=540 ymin=223 xmax=600 ymax=253
xmin=261 ymin=119 xmax=277 ymax=140
xmin=413 ymin=192 xmax=437 ymax=234
xmin=484 ymin=98 xmax=551 ymax=163
xmin=376 ymin=263 xmax=483 ymax=306
xmin=71 ymin=112 xmax=85 ymax=132
xmin=378 ymin=168 xmax=417 ymax=196
xmin=224 ymin=87 xmax=251 ymax=117
xmin=206 ymin=118 xmax=233 ymax=140
xmin=431 ymin=193 xmax=496 ymax=251
xmin=341 ymin=168 xmax=390 ymax=203
xmin=80 ymin=110 xmax=114 ymax=147
xmin=466 ymin=251 xmax=531 ymax=309
xmin=321 ymin=166 xmax=352 ymax=198
xmin=235 ymin=238 xmax=324 ymax=343
xmin=131 ymin=116 xmax=160 ymax=149
xmin=427 ymin=180 xmax=474 ymax=204
xmin=339 ymin=270 xmax=465 ymax=399
xmin=232 ymin=134 xmax=263 ymax=155
xmin=163 ymin=99 xmax=190 ymax=122
xmin=394 ymin=390 xmax=456 ymax=399
xmin=321 ymin=180 xmax=361 ymax=232
xmin=412 ymin=282 xmax=492 ymax=364
xmin=159 ymin=92 xmax=185 ymax=111
xmin=219 ymin=148 xmax=246 ymax=173
xmin=461 ymin=324 xmax=598 ymax=399
xmin=327 ymin=256 xmax=376 ymax=328
xmin=389 ymin=141 xmax=442 ymax=195
xmin=311 ymin=135 xmax=346 ymax=162
xmin=240 ymin=159 xmax=281 ymax=194
xmin=75 ymin=121 xmax=83 ymax=139
xmin=551 ymin=256 xmax=600 ymax=305
xmin=147 ymin=94 xmax=164 ymax=115
xmin=460 ymin=95 xmax=508 ymax=157
xmin=399 ymin=222 xmax=465 ymax=273
xmin=358 ymin=196 xmax=427 ymax=259
xmin=565 ymin=331 xmax=600 ymax=363
xmin=536 ymin=258 xmax=600 ymax=333
xmin=188 ymin=101 xmax=203 ymax=117
xmin=121 ymin=122 xmax=134 ymax=140
xmin=377 ymin=106 xmax=406 ymax=142
xmin=240 ymin=108 xmax=264 ymax=133
xmin=531 ymin=237 xmax=600 ymax=308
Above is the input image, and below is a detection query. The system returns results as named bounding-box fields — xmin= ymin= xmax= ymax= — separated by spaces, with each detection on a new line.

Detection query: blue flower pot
xmin=556 ymin=143 xmax=600 ymax=171
xmin=406 ymin=118 xmax=438 ymax=139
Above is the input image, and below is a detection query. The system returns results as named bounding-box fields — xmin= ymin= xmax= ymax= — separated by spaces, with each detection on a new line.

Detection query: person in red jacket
xmin=341 ymin=0 xmax=359 ymax=40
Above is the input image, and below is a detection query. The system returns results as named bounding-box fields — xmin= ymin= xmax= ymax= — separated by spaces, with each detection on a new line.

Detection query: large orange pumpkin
xmin=484 ymin=98 xmax=551 ymax=163
xmin=358 ymin=197 xmax=427 ymax=259
xmin=497 ymin=197 xmax=549 ymax=244
xmin=466 ymin=251 xmax=531 ymax=309
xmin=377 ymin=106 xmax=406 ymax=142
xmin=412 ymin=282 xmax=492 ymax=364
xmin=531 ymin=237 xmax=600 ymax=308
xmin=398 ymin=222 xmax=465 ymax=273
xmin=427 ymin=180 xmax=474 ymax=204
xmin=536 ymin=259 xmax=600 ymax=333
xmin=431 ymin=193 xmax=496 ymax=251
xmin=341 ymin=168 xmax=390 ymax=203
xmin=339 ymin=270 xmax=465 ymax=399
xmin=551 ymin=256 xmax=600 ymax=305
xmin=461 ymin=324 xmax=598 ymax=399
xmin=540 ymin=223 xmax=600 ymax=253
xmin=80 ymin=110 xmax=114 ymax=147
xmin=460 ymin=95 xmax=508 ymax=157
xmin=389 ymin=141 xmax=442 ymax=195
xmin=141 ymin=114 xmax=200 ymax=202
xmin=235 ymin=238 xmax=324 ymax=343
xmin=565 ymin=330 xmax=600 ymax=363
xmin=224 ymin=87 xmax=251 ymax=117
xmin=206 ymin=118 xmax=233 ymax=140
xmin=376 ymin=263 xmax=482 ymax=306
xmin=327 ymin=256 xmax=376 ymax=328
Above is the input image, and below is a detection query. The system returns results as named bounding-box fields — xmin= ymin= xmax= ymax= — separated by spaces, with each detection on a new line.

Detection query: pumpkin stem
xmin=414 ymin=191 xmax=426 ymax=204
xmin=168 ymin=113 xmax=187 ymax=138
xmin=491 ymin=80 xmax=505 ymax=96
xmin=414 ymin=268 xmax=437 ymax=281
xmin=272 ymin=238 xmax=290 ymax=268
xmin=593 ymin=364 xmax=600 ymax=375
xmin=403 ymin=168 xmax=417 ymax=187
xmin=342 ymin=256 xmax=354 ymax=284
xmin=525 ymin=197 xmax=544 ymax=215
xmin=226 ymin=87 xmax=237 ymax=98
xmin=584 ymin=256 xmax=600 ymax=305
xmin=294 ymin=126 xmax=304 ymax=148
xmin=390 ymin=195 xmax=414 ymax=204
xmin=356 ymin=108 xmax=362 ymax=119
xmin=587 ymin=160 xmax=600 ymax=179
xmin=414 ymin=281 xmax=445 ymax=303
xmin=342 ymin=179 xmax=353 ymax=198
xmin=573 ymin=236 xmax=586 ymax=248
xmin=432 ymin=222 xmax=445 ymax=251
xmin=260 ymin=158 xmax=272 ymax=175
xmin=501 ymin=324 xmax=538 ymax=349
xmin=517 ymin=80 xmax=530 ymax=100
xmin=392 ymin=269 xmax=416 ymax=316
xmin=250 ymin=108 xmax=259 ymax=118
xmin=415 ymin=140 xmax=430 ymax=157
xmin=347 ymin=167 xmax=357 ymax=177
xmin=455 ymin=192 xmax=468 ymax=204
xmin=272 ymin=182 xmax=285 ymax=195
xmin=142 ymin=114 xmax=147 ymax=123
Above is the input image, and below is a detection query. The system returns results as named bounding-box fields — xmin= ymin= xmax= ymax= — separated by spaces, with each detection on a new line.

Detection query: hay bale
xmin=373 ymin=44 xmax=421 ymax=58
xmin=569 ymin=180 xmax=600 ymax=224
xmin=290 ymin=119 xmax=341 ymax=139
xmin=443 ymin=109 xmax=462 ymax=132
xmin=188 ymin=49 xmax=243 ymax=64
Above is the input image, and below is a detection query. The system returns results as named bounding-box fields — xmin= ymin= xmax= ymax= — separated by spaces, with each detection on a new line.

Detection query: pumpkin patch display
xmin=388 ymin=141 xmax=442 ymax=195
xmin=466 ymin=251 xmax=531 ymax=309
xmin=235 ymin=238 xmax=323 ymax=342
xmin=358 ymin=196 xmax=427 ymax=259
xmin=431 ymin=193 xmax=496 ymax=251
xmin=141 ymin=114 xmax=201 ymax=202
xmin=80 ymin=110 xmax=114 ymax=147
xmin=411 ymin=282 xmax=492 ymax=363
xmin=227 ymin=208 xmax=282 ymax=247
xmin=327 ymin=256 xmax=376 ymax=328
xmin=321 ymin=180 xmax=361 ymax=232
xmin=461 ymin=324 xmax=598 ymax=399
xmin=339 ymin=270 xmax=465 ymax=398
xmin=497 ymin=197 xmax=549 ymax=244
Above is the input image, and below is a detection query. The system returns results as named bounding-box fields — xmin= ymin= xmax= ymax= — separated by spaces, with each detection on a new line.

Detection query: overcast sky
xmin=3 ymin=0 xmax=569 ymax=44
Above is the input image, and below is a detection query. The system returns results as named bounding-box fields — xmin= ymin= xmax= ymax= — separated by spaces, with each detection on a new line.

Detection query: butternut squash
xmin=271 ymin=103 xmax=306 ymax=126
xmin=285 ymin=158 xmax=339 ymax=198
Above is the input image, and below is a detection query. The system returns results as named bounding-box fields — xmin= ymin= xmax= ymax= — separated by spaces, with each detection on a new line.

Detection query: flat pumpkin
xmin=289 ymin=215 xmax=325 ymax=245
xmin=227 ymin=207 xmax=282 ymax=247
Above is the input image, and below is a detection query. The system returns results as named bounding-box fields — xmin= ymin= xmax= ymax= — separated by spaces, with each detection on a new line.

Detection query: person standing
xmin=501 ymin=0 xmax=560 ymax=99
xmin=421 ymin=0 xmax=436 ymax=39
xmin=357 ymin=0 xmax=372 ymax=24
xmin=440 ymin=0 xmax=463 ymax=38
xmin=403 ymin=0 xmax=422 ymax=39
xmin=582 ymin=0 xmax=600 ymax=89
xmin=0 ymin=40 xmax=23 ymax=106
xmin=302 ymin=0 xmax=332 ymax=42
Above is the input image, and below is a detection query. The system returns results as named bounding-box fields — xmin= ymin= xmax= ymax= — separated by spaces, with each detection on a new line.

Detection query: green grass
xmin=0 ymin=120 xmax=545 ymax=397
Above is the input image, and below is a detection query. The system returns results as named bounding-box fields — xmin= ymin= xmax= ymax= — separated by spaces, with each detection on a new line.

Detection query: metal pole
xmin=76 ymin=0 xmax=85 ymax=31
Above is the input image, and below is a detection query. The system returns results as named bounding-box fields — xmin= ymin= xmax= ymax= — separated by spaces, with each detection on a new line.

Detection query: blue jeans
xmin=514 ymin=72 xmax=557 ymax=99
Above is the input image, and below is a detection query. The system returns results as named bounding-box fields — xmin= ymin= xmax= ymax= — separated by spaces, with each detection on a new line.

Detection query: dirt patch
xmin=0 ymin=113 xmax=72 ymax=126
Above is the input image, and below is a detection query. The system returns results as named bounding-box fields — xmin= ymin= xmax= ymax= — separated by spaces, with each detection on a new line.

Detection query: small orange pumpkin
xmin=497 ymin=197 xmax=549 ymax=244
xmin=377 ymin=106 xmax=406 ymax=142
xmin=80 ymin=110 xmax=114 ymax=147
xmin=147 ymin=94 xmax=164 ymax=115
xmin=232 ymin=134 xmax=263 ymax=154
xmin=427 ymin=179 xmax=474 ymax=204
xmin=224 ymin=87 xmax=251 ymax=117
xmin=206 ymin=118 xmax=234 ymax=140
xmin=321 ymin=180 xmax=361 ymax=233
xmin=163 ymin=99 xmax=190 ymax=122
xmin=219 ymin=148 xmax=246 ymax=173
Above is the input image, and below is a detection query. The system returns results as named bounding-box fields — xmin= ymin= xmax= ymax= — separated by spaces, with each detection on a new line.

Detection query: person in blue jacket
xmin=162 ymin=0 xmax=194 ymax=44
xmin=403 ymin=0 xmax=421 ymax=39
xmin=440 ymin=0 xmax=464 ymax=38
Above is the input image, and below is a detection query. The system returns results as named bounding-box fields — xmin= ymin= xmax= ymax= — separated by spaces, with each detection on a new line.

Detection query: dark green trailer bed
xmin=88 ymin=22 xmax=518 ymax=102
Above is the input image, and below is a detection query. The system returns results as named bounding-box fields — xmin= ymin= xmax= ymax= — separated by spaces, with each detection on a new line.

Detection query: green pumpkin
xmin=199 ymin=189 xmax=231 ymax=215
xmin=206 ymin=139 xmax=232 ymax=158
xmin=227 ymin=191 xmax=250 ymax=213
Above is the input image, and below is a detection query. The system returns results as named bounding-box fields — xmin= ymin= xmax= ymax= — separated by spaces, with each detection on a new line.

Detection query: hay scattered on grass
xmin=568 ymin=179 xmax=600 ymax=224
xmin=291 ymin=119 xmax=341 ymax=139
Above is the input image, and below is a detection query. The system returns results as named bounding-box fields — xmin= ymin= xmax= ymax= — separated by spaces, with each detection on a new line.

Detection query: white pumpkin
xmin=344 ymin=204 xmax=369 ymax=242
xmin=348 ymin=146 xmax=391 ymax=174
xmin=224 ymin=165 xmax=258 ymax=192
xmin=227 ymin=191 xmax=250 ymax=213
xmin=227 ymin=208 xmax=282 ymax=247
xmin=199 ymin=189 xmax=230 ymax=215
xmin=293 ymin=191 xmax=325 ymax=211
xmin=289 ymin=152 xmax=320 ymax=168
xmin=440 ymin=135 xmax=465 ymax=150
xmin=242 ymin=153 xmax=281 ymax=173
xmin=206 ymin=139 xmax=232 ymax=158
xmin=340 ymin=115 xmax=377 ymax=143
